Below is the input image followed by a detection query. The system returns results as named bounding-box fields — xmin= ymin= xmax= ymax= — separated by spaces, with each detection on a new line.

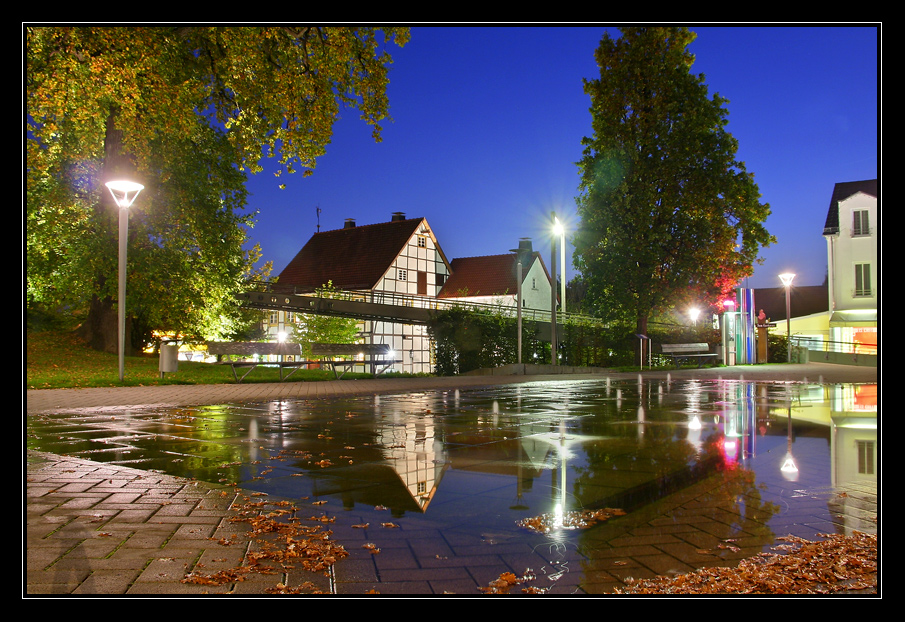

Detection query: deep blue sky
xmin=244 ymin=25 xmax=879 ymax=292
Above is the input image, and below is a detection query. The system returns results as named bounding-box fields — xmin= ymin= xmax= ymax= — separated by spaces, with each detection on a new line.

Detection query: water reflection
xmin=28 ymin=378 xmax=877 ymax=546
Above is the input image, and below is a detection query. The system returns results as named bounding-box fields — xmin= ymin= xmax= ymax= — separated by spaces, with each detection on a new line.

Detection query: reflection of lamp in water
xmin=781 ymin=407 xmax=799 ymax=481
xmin=510 ymin=436 xmax=529 ymax=511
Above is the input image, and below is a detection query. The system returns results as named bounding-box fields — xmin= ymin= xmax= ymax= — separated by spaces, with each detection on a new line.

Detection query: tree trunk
xmin=76 ymin=109 xmax=138 ymax=355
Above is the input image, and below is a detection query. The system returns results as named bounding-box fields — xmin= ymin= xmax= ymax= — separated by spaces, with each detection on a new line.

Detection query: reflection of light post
xmin=779 ymin=273 xmax=795 ymax=362
xmin=780 ymin=407 xmax=799 ymax=481
xmin=105 ymin=180 xmax=144 ymax=382
xmin=553 ymin=215 xmax=566 ymax=315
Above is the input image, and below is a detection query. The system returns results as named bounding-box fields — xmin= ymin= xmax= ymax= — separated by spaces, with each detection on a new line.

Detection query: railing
xmin=792 ymin=337 xmax=877 ymax=356
xmin=246 ymin=281 xmax=605 ymax=326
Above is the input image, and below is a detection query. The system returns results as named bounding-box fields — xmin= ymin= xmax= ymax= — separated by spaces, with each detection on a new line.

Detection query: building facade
xmin=266 ymin=213 xmax=452 ymax=375
xmin=823 ymin=179 xmax=878 ymax=352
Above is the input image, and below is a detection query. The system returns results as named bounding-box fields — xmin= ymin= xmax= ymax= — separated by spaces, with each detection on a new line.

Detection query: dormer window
xmin=852 ymin=209 xmax=870 ymax=236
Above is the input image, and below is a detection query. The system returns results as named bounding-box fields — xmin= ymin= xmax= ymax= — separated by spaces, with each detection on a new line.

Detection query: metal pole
xmin=550 ymin=212 xmax=557 ymax=365
xmin=118 ymin=206 xmax=128 ymax=381
xmin=560 ymin=227 xmax=566 ymax=316
xmin=785 ymin=287 xmax=792 ymax=362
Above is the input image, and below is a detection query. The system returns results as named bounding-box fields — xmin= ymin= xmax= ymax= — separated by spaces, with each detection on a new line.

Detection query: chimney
xmin=517 ymin=238 xmax=533 ymax=265
xmin=391 ymin=212 xmax=406 ymax=222
xmin=344 ymin=218 xmax=356 ymax=229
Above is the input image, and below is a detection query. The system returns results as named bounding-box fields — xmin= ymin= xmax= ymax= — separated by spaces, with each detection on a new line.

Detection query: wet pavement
xmin=25 ymin=362 xmax=878 ymax=596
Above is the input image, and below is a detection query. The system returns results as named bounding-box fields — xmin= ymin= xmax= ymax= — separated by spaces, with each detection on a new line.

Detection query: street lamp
xmin=779 ymin=273 xmax=795 ymax=363
xmin=106 ymin=180 xmax=144 ymax=381
xmin=550 ymin=211 xmax=558 ymax=365
xmin=509 ymin=247 xmax=523 ymax=365
xmin=689 ymin=308 xmax=700 ymax=327
xmin=552 ymin=215 xmax=566 ymax=315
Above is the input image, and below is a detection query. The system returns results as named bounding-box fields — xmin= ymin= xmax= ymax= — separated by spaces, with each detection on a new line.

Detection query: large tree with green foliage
xmin=26 ymin=26 xmax=409 ymax=352
xmin=573 ymin=27 xmax=774 ymax=339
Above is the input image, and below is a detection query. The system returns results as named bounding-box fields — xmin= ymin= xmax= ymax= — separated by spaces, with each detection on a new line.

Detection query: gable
xmin=277 ymin=217 xmax=429 ymax=292
xmin=438 ymin=252 xmax=549 ymax=299
xmin=823 ymin=179 xmax=878 ymax=235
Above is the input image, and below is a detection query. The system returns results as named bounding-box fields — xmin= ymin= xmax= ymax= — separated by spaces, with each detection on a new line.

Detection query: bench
xmin=660 ymin=343 xmax=719 ymax=368
xmin=206 ymin=342 xmax=401 ymax=382
xmin=310 ymin=343 xmax=400 ymax=379
xmin=206 ymin=341 xmax=309 ymax=382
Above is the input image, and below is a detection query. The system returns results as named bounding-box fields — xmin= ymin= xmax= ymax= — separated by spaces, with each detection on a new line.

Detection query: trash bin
xmin=159 ymin=343 xmax=179 ymax=377
xmin=793 ymin=346 xmax=809 ymax=364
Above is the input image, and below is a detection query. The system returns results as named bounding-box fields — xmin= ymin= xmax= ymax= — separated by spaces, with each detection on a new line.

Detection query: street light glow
xmin=105 ymin=180 xmax=144 ymax=208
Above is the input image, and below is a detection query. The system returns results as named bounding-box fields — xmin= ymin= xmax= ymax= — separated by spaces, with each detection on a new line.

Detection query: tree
xmin=573 ymin=27 xmax=774 ymax=340
xmin=290 ymin=282 xmax=361 ymax=357
xmin=26 ymin=26 xmax=409 ymax=352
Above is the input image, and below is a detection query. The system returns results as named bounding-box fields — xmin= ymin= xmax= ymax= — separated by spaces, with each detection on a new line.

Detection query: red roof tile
xmin=276 ymin=218 xmax=427 ymax=292
xmin=439 ymin=254 xmax=524 ymax=299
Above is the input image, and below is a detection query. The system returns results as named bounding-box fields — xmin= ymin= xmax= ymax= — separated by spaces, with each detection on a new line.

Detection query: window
xmin=417 ymin=235 xmax=426 ymax=248
xmin=398 ymin=269 xmax=407 ymax=281
xmin=854 ymin=263 xmax=871 ymax=297
xmin=417 ymin=271 xmax=427 ymax=295
xmin=856 ymin=440 xmax=875 ymax=475
xmin=852 ymin=210 xmax=870 ymax=236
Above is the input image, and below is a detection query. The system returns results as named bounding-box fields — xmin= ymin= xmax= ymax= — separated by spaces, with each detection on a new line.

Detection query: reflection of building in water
xmin=379 ymin=418 xmax=446 ymax=514
xmin=779 ymin=383 xmax=877 ymax=487
xmin=827 ymin=384 xmax=877 ymax=485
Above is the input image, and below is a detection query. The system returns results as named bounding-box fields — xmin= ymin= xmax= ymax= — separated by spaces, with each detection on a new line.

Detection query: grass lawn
xmin=25 ymin=330 xmax=401 ymax=390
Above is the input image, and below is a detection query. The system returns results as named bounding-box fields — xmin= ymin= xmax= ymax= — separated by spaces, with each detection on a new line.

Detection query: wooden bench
xmin=206 ymin=341 xmax=309 ymax=382
xmin=660 ymin=343 xmax=719 ymax=368
xmin=206 ymin=342 xmax=402 ymax=382
xmin=310 ymin=343 xmax=400 ymax=379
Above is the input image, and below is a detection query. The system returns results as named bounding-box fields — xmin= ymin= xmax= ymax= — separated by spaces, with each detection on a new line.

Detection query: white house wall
xmin=370 ymin=222 xmax=448 ymax=374
xmin=828 ymin=191 xmax=878 ymax=312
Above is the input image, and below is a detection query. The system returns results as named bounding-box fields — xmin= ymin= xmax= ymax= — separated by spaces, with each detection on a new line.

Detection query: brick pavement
xmin=25 ymin=362 xmax=878 ymax=596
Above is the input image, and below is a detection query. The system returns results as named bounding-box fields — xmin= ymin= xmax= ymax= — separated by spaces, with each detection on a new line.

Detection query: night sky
xmin=243 ymin=25 xmax=879 ymax=292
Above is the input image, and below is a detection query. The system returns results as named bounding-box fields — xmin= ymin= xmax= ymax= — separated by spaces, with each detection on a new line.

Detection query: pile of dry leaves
xmin=181 ymin=494 xmax=347 ymax=593
xmin=615 ymin=531 xmax=878 ymax=595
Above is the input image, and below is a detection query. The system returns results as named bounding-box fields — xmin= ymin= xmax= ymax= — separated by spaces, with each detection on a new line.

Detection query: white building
xmin=823 ymin=179 xmax=878 ymax=352
xmin=267 ymin=212 xmax=451 ymax=374
xmin=436 ymin=239 xmax=554 ymax=312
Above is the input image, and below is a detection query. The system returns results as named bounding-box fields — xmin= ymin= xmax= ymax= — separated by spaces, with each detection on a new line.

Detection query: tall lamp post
xmin=553 ymin=215 xmax=566 ymax=315
xmin=106 ymin=180 xmax=144 ymax=381
xmin=509 ymin=247 xmax=523 ymax=365
xmin=779 ymin=273 xmax=795 ymax=363
xmin=550 ymin=211 xmax=558 ymax=365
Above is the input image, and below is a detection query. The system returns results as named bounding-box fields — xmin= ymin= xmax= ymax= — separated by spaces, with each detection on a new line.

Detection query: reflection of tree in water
xmin=572 ymin=426 xmax=781 ymax=547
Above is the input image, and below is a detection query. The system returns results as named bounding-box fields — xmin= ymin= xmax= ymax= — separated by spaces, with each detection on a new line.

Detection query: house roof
xmin=437 ymin=252 xmax=549 ymax=299
xmin=753 ymin=284 xmax=829 ymax=322
xmin=822 ymin=179 xmax=877 ymax=235
xmin=276 ymin=217 xmax=437 ymax=293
